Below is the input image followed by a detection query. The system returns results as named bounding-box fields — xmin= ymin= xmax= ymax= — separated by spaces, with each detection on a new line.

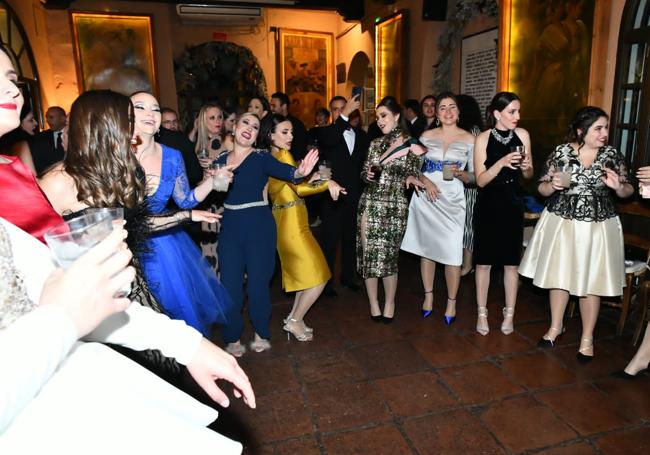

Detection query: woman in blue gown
xmin=131 ymin=92 xmax=235 ymax=337
xmin=214 ymin=112 xmax=318 ymax=357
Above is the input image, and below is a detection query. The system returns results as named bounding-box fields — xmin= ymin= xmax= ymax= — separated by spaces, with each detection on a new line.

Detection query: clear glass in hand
xmin=44 ymin=213 xmax=113 ymax=269
xmin=211 ymin=163 xmax=230 ymax=192
xmin=510 ymin=145 xmax=524 ymax=168
xmin=318 ymin=160 xmax=332 ymax=180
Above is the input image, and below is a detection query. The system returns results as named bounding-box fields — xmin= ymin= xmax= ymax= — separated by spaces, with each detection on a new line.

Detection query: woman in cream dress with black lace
xmin=519 ymin=106 xmax=633 ymax=362
xmin=401 ymin=92 xmax=475 ymax=324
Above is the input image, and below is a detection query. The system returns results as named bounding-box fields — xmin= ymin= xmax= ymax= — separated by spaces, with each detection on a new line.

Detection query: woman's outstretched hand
xmin=296 ymin=148 xmax=319 ymax=178
xmin=328 ymin=180 xmax=347 ymax=201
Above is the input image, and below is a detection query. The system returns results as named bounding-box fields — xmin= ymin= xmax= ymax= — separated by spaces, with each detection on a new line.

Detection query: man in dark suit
xmin=29 ymin=106 xmax=66 ymax=175
xmin=270 ymin=91 xmax=308 ymax=160
xmin=404 ymin=98 xmax=426 ymax=139
xmin=315 ymin=94 xmax=368 ymax=296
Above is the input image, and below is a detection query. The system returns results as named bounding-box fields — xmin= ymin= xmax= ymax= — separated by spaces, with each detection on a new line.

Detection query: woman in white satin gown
xmin=401 ymin=92 xmax=475 ymax=324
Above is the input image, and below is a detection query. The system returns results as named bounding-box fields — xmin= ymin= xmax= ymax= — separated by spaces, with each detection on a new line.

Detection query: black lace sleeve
xmin=147 ymin=210 xmax=193 ymax=232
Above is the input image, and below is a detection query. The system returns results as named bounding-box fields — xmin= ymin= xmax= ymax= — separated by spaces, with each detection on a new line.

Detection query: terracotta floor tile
xmin=350 ymin=340 xmax=429 ymax=379
xmin=238 ymin=356 xmax=299 ymax=397
xmin=321 ymin=425 xmax=412 ymax=455
xmin=286 ymin=322 xmax=348 ymax=358
xmin=273 ymin=437 xmax=322 ymax=455
xmin=231 ymin=390 xmax=313 ymax=444
xmin=499 ymin=351 xmax=577 ymax=389
xmin=535 ymin=383 xmax=634 ymax=435
xmin=595 ymin=426 xmax=650 ymax=455
xmin=295 ymin=350 xmax=366 ymax=386
xmin=403 ymin=409 xmax=505 ymax=455
xmin=438 ymin=361 xmax=525 ymax=404
xmin=374 ymin=371 xmax=458 ymax=416
xmin=338 ymin=317 xmax=403 ymax=347
xmin=410 ymin=332 xmax=486 ymax=367
xmin=593 ymin=377 xmax=650 ymax=420
xmin=480 ymin=396 xmax=577 ymax=452
xmin=465 ymin=330 xmax=535 ymax=356
xmin=533 ymin=442 xmax=599 ymax=455
xmin=306 ymin=382 xmax=390 ymax=432
xmin=550 ymin=344 xmax=630 ymax=382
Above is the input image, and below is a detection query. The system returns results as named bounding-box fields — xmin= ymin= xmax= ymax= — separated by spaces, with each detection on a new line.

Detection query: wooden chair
xmin=633 ymin=279 xmax=650 ymax=346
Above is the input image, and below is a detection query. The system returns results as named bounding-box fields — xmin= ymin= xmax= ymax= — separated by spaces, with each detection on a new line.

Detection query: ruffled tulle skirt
xmin=141 ymin=228 xmax=233 ymax=336
xmin=519 ymin=210 xmax=625 ymax=297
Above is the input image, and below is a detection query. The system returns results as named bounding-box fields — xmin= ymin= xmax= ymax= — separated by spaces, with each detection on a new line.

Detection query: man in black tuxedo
xmin=315 ymin=94 xmax=368 ymax=296
xmin=404 ymin=99 xmax=426 ymax=139
xmin=270 ymin=91 xmax=308 ymax=160
xmin=29 ymin=106 xmax=66 ymax=175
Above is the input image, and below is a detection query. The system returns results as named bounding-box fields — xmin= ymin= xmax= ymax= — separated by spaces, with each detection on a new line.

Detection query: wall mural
xmin=70 ymin=12 xmax=157 ymax=96
xmin=277 ymin=28 xmax=333 ymax=126
xmin=501 ymin=0 xmax=595 ymax=167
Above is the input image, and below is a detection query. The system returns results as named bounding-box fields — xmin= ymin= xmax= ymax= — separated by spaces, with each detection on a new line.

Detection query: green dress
xmin=357 ymin=136 xmax=423 ymax=278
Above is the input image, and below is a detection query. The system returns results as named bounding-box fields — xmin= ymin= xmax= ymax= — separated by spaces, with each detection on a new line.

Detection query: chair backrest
xmin=618 ymin=200 xmax=650 ymax=262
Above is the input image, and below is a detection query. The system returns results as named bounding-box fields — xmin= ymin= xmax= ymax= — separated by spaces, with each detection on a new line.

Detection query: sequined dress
xmin=357 ymin=137 xmax=423 ymax=278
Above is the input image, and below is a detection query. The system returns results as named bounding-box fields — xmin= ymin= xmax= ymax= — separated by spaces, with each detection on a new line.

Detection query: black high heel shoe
xmin=537 ymin=326 xmax=565 ymax=348
xmin=576 ymin=338 xmax=594 ymax=364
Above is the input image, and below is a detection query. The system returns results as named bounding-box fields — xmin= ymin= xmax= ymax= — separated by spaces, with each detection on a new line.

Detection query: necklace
xmin=491 ymin=128 xmax=514 ymax=145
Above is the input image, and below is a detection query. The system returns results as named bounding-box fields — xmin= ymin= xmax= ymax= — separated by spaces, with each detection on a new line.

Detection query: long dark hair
xmin=456 ymin=94 xmax=484 ymax=133
xmin=486 ymin=91 xmax=520 ymax=128
xmin=566 ymin=106 xmax=609 ymax=149
xmin=65 ymin=90 xmax=145 ymax=208
xmin=258 ymin=113 xmax=288 ymax=150
xmin=376 ymin=96 xmax=408 ymax=135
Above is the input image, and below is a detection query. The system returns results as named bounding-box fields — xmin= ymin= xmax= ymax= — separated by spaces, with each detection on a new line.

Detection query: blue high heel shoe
xmin=421 ymin=290 xmax=433 ymax=318
xmin=443 ymin=298 xmax=456 ymax=325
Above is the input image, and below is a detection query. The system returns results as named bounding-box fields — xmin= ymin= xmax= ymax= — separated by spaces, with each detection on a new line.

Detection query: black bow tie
xmin=345 ymin=126 xmax=353 ymax=132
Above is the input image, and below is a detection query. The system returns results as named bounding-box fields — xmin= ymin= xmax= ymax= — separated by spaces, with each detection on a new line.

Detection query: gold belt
xmin=272 ymin=199 xmax=306 ymax=211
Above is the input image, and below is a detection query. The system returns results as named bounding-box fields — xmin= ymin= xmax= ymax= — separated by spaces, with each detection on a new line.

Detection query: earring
xmin=130 ymin=138 xmax=138 ymax=144
xmin=435 ymin=118 xmax=440 ymax=127
xmin=456 ymin=115 xmax=460 ymax=124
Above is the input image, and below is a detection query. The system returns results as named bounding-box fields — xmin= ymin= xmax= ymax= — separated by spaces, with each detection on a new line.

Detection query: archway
xmin=0 ymin=1 xmax=42 ymax=124
xmin=347 ymin=51 xmax=373 ymax=123
xmin=174 ymin=41 xmax=267 ymax=129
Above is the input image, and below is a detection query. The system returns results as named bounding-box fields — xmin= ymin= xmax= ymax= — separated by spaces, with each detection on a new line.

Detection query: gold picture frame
xmin=70 ymin=12 xmax=158 ymax=96
xmin=375 ymin=11 xmax=406 ymax=103
xmin=499 ymin=0 xmax=595 ymax=157
xmin=277 ymin=28 xmax=333 ymax=126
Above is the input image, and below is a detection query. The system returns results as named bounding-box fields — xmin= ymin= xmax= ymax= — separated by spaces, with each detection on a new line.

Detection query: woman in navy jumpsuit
xmin=215 ymin=113 xmax=318 ymax=356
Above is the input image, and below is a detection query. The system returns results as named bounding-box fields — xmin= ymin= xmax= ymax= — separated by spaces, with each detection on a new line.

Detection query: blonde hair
xmin=195 ymin=103 xmax=223 ymax=152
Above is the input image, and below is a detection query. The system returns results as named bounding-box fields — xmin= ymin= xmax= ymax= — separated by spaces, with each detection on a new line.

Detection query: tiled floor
xmin=188 ymin=253 xmax=650 ymax=454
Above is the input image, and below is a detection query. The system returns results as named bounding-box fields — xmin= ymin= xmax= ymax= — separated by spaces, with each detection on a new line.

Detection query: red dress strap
xmin=0 ymin=155 xmax=63 ymax=243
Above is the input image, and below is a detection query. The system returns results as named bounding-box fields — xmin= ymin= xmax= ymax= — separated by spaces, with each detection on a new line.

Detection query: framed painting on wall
xmin=499 ymin=0 xmax=595 ymax=165
xmin=70 ymin=12 xmax=157 ymax=96
xmin=375 ymin=11 xmax=406 ymax=103
xmin=277 ymin=28 xmax=333 ymax=126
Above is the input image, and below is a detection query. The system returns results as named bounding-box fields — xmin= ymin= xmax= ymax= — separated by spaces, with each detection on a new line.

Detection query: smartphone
xmin=352 ymin=86 xmax=363 ymax=99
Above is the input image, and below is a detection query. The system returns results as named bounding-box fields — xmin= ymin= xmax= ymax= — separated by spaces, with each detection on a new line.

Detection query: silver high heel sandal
xmin=501 ymin=307 xmax=515 ymax=335
xmin=283 ymin=318 xmax=313 ymax=342
xmin=477 ymin=307 xmax=489 ymax=336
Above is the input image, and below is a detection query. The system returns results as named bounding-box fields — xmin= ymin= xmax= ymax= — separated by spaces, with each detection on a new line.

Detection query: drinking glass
xmin=510 ymin=145 xmax=525 ymax=168
xmin=211 ymin=163 xmax=230 ymax=192
xmin=318 ymin=160 xmax=332 ymax=181
xmin=370 ymin=164 xmax=383 ymax=181
xmin=44 ymin=213 xmax=113 ymax=270
xmin=197 ymin=148 xmax=209 ymax=160
xmin=442 ymin=163 xmax=454 ymax=181
xmin=559 ymin=165 xmax=572 ymax=188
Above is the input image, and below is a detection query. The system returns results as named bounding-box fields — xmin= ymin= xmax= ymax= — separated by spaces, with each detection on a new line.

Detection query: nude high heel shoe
xmin=476 ymin=307 xmax=489 ymax=336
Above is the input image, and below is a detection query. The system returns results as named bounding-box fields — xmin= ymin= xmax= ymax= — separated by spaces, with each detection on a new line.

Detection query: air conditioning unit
xmin=176 ymin=4 xmax=263 ymax=25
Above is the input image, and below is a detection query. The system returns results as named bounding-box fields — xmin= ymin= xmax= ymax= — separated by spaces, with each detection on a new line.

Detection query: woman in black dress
xmin=473 ymin=92 xmax=533 ymax=336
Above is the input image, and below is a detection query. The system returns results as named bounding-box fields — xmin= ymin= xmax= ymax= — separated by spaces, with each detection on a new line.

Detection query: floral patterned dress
xmin=357 ymin=135 xmax=423 ymax=278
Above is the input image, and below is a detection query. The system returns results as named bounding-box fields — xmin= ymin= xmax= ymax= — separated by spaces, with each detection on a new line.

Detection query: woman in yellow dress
xmin=260 ymin=113 xmax=346 ymax=341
